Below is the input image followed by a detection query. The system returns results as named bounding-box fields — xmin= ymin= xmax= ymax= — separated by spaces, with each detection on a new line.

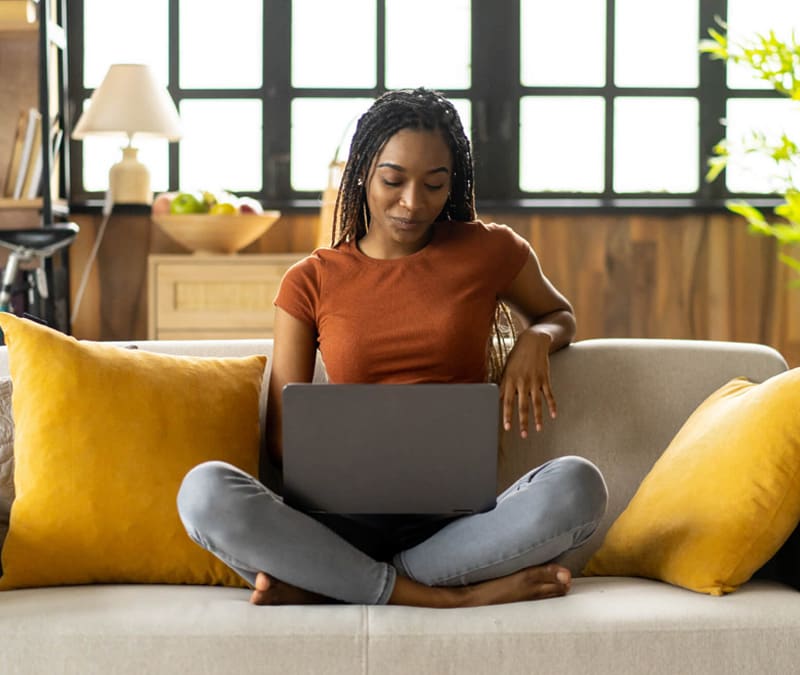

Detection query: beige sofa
xmin=0 ymin=336 xmax=798 ymax=675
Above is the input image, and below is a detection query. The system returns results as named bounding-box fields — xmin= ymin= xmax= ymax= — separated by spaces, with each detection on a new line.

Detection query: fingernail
xmin=557 ymin=571 xmax=569 ymax=584
xmin=504 ymin=422 xmax=511 ymax=431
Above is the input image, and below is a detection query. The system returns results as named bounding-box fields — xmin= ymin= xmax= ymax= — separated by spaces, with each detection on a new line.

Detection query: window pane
xmin=179 ymin=100 xmax=262 ymax=192
xmin=385 ymin=0 xmax=471 ymax=89
xmin=83 ymin=0 xmax=167 ymax=88
xmin=725 ymin=98 xmax=798 ymax=193
xmin=180 ymin=0 xmax=262 ymax=89
xmin=519 ymin=97 xmax=605 ymax=193
xmin=292 ymin=0 xmax=376 ymax=88
xmin=290 ymin=98 xmax=471 ymax=193
xmin=727 ymin=0 xmax=800 ymax=89
xmin=614 ymin=97 xmax=699 ymax=193
xmin=291 ymin=98 xmax=374 ymax=192
xmin=615 ymin=0 xmax=698 ymax=87
xmin=520 ymin=0 xmax=605 ymax=87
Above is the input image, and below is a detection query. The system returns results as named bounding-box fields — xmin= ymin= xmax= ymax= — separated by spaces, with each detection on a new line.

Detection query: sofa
xmin=0 ymin=333 xmax=799 ymax=675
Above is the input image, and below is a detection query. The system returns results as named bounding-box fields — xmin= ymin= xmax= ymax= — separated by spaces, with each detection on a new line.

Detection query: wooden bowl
xmin=152 ymin=211 xmax=281 ymax=254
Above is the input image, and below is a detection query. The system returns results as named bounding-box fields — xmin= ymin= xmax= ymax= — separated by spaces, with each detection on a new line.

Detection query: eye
xmin=382 ymin=179 xmax=401 ymax=187
xmin=425 ymin=184 xmax=445 ymax=191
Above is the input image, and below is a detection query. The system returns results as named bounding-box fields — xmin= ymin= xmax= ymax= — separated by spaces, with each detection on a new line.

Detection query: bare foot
xmin=458 ymin=564 xmax=572 ymax=607
xmin=249 ymin=571 xmax=332 ymax=606
xmin=389 ymin=563 xmax=572 ymax=608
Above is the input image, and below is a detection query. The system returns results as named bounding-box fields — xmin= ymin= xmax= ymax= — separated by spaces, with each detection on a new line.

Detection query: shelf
xmin=0 ymin=198 xmax=42 ymax=210
xmin=0 ymin=198 xmax=69 ymax=212
xmin=0 ymin=21 xmax=37 ymax=34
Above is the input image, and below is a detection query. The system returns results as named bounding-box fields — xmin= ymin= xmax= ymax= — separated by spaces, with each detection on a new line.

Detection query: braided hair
xmin=331 ymin=88 xmax=474 ymax=246
xmin=330 ymin=88 xmax=515 ymax=382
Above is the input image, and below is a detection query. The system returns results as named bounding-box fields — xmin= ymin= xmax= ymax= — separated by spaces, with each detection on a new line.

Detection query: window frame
xmin=66 ymin=0 xmax=787 ymax=211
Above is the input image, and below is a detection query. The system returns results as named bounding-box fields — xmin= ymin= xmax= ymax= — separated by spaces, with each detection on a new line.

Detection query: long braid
xmin=331 ymin=88 xmax=516 ymax=382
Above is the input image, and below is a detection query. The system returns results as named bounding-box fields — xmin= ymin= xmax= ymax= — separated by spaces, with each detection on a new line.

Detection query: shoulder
xmin=283 ymin=243 xmax=357 ymax=283
xmin=440 ymin=220 xmax=531 ymax=253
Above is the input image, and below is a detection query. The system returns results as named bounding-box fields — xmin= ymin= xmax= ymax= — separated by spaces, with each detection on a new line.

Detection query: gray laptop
xmin=281 ymin=383 xmax=499 ymax=515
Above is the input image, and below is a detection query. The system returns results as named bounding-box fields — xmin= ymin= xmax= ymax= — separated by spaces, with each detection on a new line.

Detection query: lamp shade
xmin=72 ymin=64 xmax=182 ymax=141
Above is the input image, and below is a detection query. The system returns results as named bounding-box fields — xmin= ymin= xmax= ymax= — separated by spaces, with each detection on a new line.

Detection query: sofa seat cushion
xmin=0 ymin=579 xmax=798 ymax=675
xmin=0 ymin=585 xmax=367 ymax=675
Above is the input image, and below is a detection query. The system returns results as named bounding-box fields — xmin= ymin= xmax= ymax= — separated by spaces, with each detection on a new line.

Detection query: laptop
xmin=281 ymin=383 xmax=499 ymax=515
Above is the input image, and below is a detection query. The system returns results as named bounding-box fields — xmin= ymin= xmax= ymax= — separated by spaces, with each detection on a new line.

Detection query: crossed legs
xmin=177 ymin=457 xmax=607 ymax=607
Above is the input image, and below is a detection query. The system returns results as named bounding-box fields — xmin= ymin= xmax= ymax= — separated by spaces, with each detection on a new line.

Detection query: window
xmin=67 ymin=0 xmax=798 ymax=209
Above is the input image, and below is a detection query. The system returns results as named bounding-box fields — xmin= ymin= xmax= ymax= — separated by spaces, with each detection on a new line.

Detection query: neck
xmin=358 ymin=226 xmax=435 ymax=260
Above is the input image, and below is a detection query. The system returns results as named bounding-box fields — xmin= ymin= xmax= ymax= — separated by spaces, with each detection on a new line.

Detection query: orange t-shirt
xmin=274 ymin=220 xmax=530 ymax=384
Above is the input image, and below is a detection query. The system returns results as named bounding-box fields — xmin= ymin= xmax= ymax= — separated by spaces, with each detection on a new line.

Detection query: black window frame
xmin=66 ymin=0 xmax=786 ymax=212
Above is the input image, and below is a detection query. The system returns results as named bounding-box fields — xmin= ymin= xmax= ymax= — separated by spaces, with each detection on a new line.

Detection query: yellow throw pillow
xmin=583 ymin=369 xmax=800 ymax=595
xmin=0 ymin=313 xmax=266 ymax=590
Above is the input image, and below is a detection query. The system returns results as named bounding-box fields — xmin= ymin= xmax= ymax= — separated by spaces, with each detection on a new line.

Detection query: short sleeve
xmin=482 ymin=222 xmax=531 ymax=293
xmin=273 ymin=255 xmax=322 ymax=329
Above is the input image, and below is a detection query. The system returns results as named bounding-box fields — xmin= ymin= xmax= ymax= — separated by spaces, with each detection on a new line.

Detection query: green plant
xmin=700 ymin=25 xmax=800 ymax=284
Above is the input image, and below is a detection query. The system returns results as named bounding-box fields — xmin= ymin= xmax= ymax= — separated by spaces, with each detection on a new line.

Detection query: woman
xmin=178 ymin=89 xmax=607 ymax=607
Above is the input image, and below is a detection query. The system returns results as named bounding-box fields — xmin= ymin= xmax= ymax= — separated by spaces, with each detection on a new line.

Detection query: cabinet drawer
xmin=148 ymin=254 xmax=305 ymax=339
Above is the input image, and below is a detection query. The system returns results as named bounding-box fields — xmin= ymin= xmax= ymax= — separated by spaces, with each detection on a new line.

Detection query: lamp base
xmin=109 ymin=146 xmax=152 ymax=205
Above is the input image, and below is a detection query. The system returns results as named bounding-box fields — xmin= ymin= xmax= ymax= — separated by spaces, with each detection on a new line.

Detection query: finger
xmin=501 ymin=383 xmax=515 ymax=432
xmin=542 ymin=379 xmax=557 ymax=419
xmin=517 ymin=387 xmax=530 ymax=438
xmin=531 ymin=387 xmax=544 ymax=432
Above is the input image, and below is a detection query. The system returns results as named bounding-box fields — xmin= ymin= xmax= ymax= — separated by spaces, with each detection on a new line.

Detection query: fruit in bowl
xmin=151 ymin=190 xmax=280 ymax=254
xmin=209 ymin=202 xmax=237 ymax=215
xmin=170 ymin=192 xmax=206 ymax=214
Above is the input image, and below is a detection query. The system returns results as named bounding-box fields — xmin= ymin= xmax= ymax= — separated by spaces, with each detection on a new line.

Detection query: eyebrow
xmin=377 ymin=162 xmax=450 ymax=175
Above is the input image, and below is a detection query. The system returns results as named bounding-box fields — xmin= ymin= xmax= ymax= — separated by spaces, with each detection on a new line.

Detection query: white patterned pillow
xmin=0 ymin=377 xmax=14 ymax=554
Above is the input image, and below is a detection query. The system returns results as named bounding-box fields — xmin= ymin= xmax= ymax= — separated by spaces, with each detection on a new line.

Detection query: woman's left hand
xmin=499 ymin=329 xmax=556 ymax=438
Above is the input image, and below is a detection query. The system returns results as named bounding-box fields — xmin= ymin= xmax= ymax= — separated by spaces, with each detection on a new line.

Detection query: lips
xmin=390 ymin=217 xmax=423 ymax=230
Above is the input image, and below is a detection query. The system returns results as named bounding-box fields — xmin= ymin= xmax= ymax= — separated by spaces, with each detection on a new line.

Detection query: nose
xmin=399 ymin=182 xmax=424 ymax=211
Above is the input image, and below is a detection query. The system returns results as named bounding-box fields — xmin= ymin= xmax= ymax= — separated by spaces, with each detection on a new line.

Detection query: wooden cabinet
xmin=148 ymin=253 xmax=306 ymax=340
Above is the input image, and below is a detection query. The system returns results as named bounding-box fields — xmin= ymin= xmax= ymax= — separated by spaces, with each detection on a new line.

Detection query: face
xmin=363 ymin=128 xmax=453 ymax=257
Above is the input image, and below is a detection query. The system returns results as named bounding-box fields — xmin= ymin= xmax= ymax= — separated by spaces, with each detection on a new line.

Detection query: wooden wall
xmin=69 ymin=209 xmax=800 ymax=368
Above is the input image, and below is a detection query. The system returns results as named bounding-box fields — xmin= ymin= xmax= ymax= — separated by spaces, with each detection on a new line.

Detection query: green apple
xmin=170 ymin=192 xmax=205 ymax=214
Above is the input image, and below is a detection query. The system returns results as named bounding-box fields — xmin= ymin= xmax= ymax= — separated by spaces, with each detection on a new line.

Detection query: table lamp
xmin=72 ymin=64 xmax=182 ymax=205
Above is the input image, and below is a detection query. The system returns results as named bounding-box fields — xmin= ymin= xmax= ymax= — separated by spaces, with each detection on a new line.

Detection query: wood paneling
xmin=68 ymin=209 xmax=800 ymax=367
xmin=482 ymin=210 xmax=799 ymax=367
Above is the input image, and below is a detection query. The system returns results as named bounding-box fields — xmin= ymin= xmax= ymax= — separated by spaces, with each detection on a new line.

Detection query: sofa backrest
xmin=0 ymin=336 xmax=788 ymax=576
xmin=501 ymin=338 xmax=788 ymax=574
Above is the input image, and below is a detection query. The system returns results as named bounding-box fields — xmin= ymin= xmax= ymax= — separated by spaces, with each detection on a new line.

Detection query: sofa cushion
xmin=0 ymin=377 xmax=13 ymax=558
xmin=583 ymin=369 xmax=800 ymax=595
xmin=0 ymin=579 xmax=799 ymax=675
xmin=0 ymin=313 xmax=266 ymax=590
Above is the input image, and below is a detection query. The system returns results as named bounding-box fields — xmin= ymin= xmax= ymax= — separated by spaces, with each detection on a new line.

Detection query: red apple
xmin=152 ymin=192 xmax=178 ymax=215
xmin=237 ymin=196 xmax=264 ymax=214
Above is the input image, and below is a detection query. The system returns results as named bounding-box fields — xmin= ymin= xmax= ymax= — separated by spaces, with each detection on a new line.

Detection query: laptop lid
xmin=281 ymin=383 xmax=499 ymax=515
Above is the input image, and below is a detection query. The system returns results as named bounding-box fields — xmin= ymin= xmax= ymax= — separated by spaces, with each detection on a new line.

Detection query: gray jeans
xmin=177 ymin=456 xmax=607 ymax=604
